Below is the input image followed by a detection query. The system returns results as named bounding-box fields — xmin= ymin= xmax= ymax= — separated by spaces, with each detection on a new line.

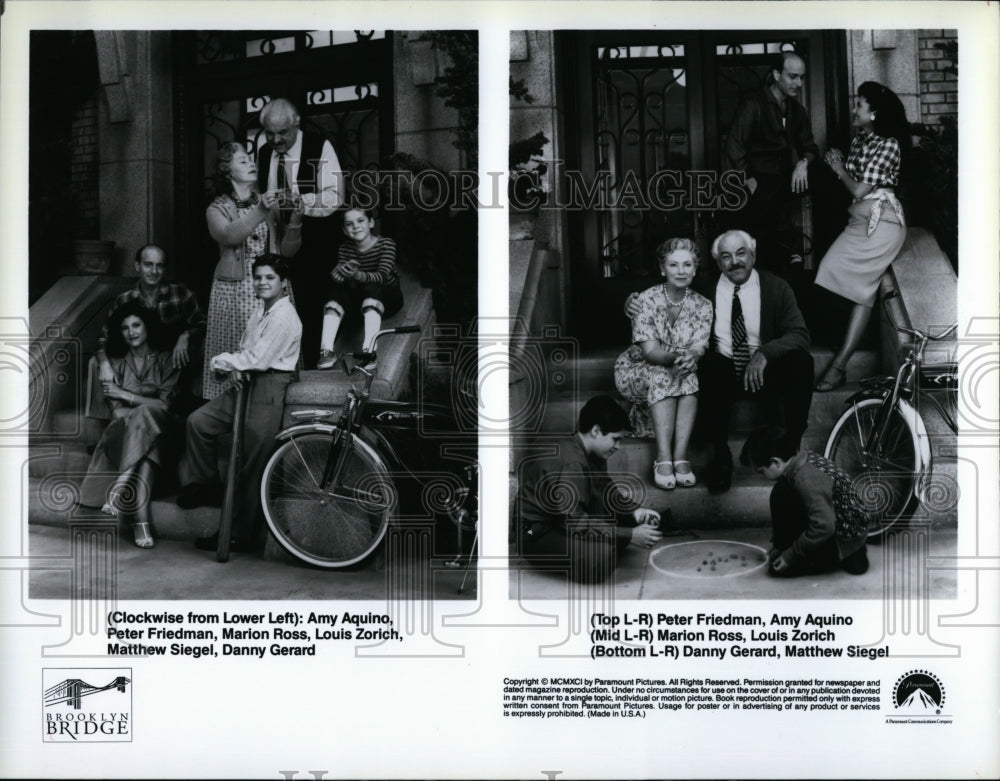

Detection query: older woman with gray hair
xmin=615 ymin=238 xmax=714 ymax=489
xmin=202 ymin=141 xmax=303 ymax=399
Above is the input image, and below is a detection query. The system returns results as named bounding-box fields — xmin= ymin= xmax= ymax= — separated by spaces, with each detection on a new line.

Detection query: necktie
xmin=277 ymin=153 xmax=288 ymax=191
xmin=731 ymin=285 xmax=750 ymax=376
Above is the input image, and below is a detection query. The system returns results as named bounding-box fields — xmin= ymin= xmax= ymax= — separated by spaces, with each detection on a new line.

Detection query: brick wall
xmin=69 ymin=95 xmax=99 ymax=238
xmin=917 ymin=30 xmax=957 ymax=125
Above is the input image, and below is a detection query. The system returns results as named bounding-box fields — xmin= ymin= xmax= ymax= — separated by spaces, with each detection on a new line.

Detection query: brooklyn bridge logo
xmin=42 ymin=668 xmax=133 ymax=742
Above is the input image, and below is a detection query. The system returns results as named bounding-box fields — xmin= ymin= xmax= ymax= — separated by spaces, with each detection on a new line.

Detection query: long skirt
xmin=78 ymin=406 xmax=171 ymax=510
xmin=815 ymin=198 xmax=905 ymax=307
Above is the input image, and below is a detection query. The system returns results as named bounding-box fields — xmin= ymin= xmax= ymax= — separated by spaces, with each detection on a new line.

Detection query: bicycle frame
xmin=263 ymin=325 xmax=477 ymax=568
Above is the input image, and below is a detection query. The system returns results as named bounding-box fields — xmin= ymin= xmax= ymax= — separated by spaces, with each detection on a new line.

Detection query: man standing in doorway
xmin=721 ymin=51 xmax=819 ymax=273
xmin=257 ymin=97 xmax=343 ymax=365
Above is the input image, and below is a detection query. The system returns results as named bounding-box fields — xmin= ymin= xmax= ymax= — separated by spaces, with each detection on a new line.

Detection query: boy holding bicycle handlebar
xmin=742 ymin=426 xmax=870 ymax=578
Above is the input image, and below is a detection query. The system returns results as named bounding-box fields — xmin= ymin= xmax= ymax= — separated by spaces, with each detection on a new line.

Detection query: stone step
xmin=27 ymin=475 xmax=220 ymax=541
xmin=510 ymin=437 xmax=959 ymax=531
xmin=530 ymin=347 xmax=880 ymax=440
xmin=27 ymin=441 xmax=95 ymax=480
xmin=534 ymin=387 xmax=859 ymax=440
xmin=563 ymin=347 xmax=881 ymax=395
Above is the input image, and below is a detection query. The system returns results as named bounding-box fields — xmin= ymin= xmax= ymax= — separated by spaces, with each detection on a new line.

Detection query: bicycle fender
xmin=274 ymin=422 xmax=338 ymax=441
xmin=898 ymin=399 xmax=935 ymax=507
xmin=841 ymin=385 xmax=890 ymax=406
xmin=896 ymin=397 xmax=933 ymax=479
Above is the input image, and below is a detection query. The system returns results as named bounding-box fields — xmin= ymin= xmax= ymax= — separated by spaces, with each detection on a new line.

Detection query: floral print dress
xmin=614 ymin=285 xmax=713 ymax=437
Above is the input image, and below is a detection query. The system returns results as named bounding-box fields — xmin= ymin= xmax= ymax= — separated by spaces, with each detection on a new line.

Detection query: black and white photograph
xmin=1 ymin=2 xmax=997 ymax=780
xmin=509 ymin=28 xmax=964 ymax=600
xmin=25 ymin=27 xmax=480 ymax=600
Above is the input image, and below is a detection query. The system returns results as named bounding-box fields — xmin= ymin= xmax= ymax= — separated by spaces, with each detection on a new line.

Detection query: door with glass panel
xmin=175 ymin=30 xmax=393 ymax=294
xmin=560 ymin=30 xmax=842 ymax=346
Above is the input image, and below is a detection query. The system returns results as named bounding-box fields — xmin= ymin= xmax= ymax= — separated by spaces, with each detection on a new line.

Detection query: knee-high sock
xmin=320 ymin=303 xmax=344 ymax=352
xmin=361 ymin=299 xmax=384 ymax=352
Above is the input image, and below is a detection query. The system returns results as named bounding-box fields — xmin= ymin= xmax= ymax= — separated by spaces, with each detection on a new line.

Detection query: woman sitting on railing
xmin=813 ymin=81 xmax=910 ymax=392
xmin=79 ymin=300 xmax=179 ymax=548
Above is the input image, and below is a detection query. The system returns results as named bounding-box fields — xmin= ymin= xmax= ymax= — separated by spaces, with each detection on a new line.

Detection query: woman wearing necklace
xmin=79 ymin=301 xmax=180 ymax=548
xmin=615 ymin=238 xmax=714 ymax=489
xmin=202 ymin=142 xmax=304 ymax=399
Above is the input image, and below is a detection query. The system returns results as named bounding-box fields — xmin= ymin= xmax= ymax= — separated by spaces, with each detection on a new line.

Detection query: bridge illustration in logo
xmin=44 ymin=676 xmax=131 ymax=709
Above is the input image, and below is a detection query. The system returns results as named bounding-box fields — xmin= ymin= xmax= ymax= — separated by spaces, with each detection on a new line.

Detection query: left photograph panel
xmin=27 ymin=29 xmax=479 ymax=600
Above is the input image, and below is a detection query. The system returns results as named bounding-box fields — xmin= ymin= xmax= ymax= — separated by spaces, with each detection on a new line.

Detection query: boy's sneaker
xmin=316 ymin=349 xmax=337 ymax=370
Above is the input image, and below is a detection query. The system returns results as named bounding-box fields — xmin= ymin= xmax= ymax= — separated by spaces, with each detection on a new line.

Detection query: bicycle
xmin=260 ymin=326 xmax=478 ymax=569
xmin=823 ymin=291 xmax=957 ymax=536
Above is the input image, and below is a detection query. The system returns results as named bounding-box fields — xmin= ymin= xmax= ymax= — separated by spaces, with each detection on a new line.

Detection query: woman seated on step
xmin=79 ymin=300 xmax=180 ymax=549
xmin=615 ymin=238 xmax=713 ymax=489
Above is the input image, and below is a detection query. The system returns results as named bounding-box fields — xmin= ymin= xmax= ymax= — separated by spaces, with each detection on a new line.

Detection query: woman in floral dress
xmin=615 ymin=238 xmax=713 ymax=489
xmin=202 ymin=142 xmax=303 ymax=399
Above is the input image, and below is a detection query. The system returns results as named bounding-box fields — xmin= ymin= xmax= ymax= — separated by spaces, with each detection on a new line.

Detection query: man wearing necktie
xmin=257 ymin=97 xmax=343 ymax=365
xmin=721 ymin=52 xmax=818 ymax=273
xmin=698 ymin=230 xmax=814 ymax=493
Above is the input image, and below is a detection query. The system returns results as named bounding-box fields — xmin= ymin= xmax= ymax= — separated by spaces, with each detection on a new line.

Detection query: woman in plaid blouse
xmin=814 ymin=81 xmax=910 ymax=392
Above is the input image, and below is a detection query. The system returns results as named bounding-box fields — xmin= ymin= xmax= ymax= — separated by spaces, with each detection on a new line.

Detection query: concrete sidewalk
xmin=28 ymin=524 xmax=475 ymax=602
xmin=509 ymin=524 xmax=958 ymax=601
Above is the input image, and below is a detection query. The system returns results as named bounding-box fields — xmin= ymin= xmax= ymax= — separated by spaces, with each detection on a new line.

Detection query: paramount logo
xmin=43 ymin=668 xmax=133 ymax=742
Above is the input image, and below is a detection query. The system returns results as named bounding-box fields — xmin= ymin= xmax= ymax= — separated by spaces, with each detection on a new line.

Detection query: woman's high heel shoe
xmin=673 ymin=460 xmax=696 ymax=487
xmin=132 ymin=522 xmax=155 ymax=549
xmin=653 ymin=460 xmax=676 ymax=490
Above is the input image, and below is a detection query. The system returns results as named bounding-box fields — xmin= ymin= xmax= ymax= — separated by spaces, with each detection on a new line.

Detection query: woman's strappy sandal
xmin=815 ymin=364 xmax=847 ymax=393
xmin=132 ymin=522 xmax=155 ymax=549
xmin=673 ymin=460 xmax=696 ymax=487
xmin=653 ymin=460 xmax=676 ymax=490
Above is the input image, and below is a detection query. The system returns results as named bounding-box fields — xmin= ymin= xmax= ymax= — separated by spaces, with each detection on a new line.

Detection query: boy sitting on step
xmin=741 ymin=425 xmax=870 ymax=577
xmin=515 ymin=395 xmax=663 ymax=583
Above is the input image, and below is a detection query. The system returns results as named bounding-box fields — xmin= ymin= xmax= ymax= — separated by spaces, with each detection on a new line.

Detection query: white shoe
xmin=653 ymin=460 xmax=675 ymax=490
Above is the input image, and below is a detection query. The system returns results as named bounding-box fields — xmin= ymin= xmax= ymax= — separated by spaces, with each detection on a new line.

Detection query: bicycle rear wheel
xmin=824 ymin=397 xmax=919 ymax=537
xmin=261 ymin=431 xmax=394 ymax=567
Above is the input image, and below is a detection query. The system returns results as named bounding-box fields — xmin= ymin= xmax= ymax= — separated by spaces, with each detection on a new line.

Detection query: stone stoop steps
xmin=27 ymin=270 xmax=434 ymax=548
xmin=511 ymin=346 xmax=883 ymax=531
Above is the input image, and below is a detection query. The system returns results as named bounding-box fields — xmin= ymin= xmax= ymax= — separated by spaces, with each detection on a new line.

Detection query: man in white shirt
xmin=698 ymin=230 xmax=813 ymax=493
xmin=180 ymin=255 xmax=302 ymax=553
xmin=256 ymin=97 xmax=343 ymax=365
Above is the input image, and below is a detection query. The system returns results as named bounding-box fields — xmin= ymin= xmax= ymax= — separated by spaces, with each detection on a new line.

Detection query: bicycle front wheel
xmin=824 ymin=397 xmax=919 ymax=536
xmin=261 ymin=431 xmax=394 ymax=567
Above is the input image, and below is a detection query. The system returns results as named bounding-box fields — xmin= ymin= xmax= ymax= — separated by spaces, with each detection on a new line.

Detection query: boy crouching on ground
xmin=741 ymin=425 xmax=870 ymax=577
xmin=515 ymin=395 xmax=663 ymax=583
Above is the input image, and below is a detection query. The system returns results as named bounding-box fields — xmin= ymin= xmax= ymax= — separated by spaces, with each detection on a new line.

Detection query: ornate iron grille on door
xmin=176 ymin=30 xmax=393 ymax=287
xmin=592 ymin=43 xmax=691 ymax=279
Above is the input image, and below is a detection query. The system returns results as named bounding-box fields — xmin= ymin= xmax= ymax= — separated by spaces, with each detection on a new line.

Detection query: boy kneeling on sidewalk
xmin=741 ymin=426 xmax=870 ymax=577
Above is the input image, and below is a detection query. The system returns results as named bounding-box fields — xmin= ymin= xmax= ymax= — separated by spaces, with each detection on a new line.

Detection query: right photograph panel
xmin=508 ymin=29 xmax=959 ymax=599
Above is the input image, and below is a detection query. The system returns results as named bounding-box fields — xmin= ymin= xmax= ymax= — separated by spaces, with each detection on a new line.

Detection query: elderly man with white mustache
xmin=697 ymin=229 xmax=814 ymax=493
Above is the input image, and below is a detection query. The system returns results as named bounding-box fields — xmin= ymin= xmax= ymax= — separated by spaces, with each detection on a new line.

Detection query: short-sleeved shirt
xmin=845 ymin=131 xmax=901 ymax=188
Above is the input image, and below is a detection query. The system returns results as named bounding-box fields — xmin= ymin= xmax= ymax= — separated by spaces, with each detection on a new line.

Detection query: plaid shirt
xmin=845 ymin=131 xmax=901 ymax=188
xmin=96 ymin=282 xmax=207 ymax=360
